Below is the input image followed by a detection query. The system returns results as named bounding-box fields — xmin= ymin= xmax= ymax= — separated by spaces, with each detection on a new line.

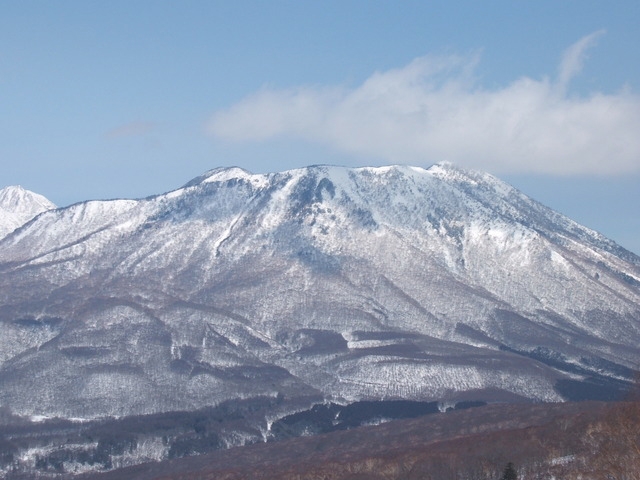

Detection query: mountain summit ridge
xmin=0 ymin=163 xmax=639 ymax=422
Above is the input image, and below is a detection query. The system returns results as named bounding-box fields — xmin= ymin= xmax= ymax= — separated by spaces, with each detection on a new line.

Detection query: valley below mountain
xmin=1 ymin=163 xmax=639 ymax=477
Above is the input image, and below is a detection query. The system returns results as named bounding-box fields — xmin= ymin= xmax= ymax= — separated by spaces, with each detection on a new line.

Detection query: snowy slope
xmin=0 ymin=185 xmax=56 ymax=239
xmin=0 ymin=163 xmax=639 ymax=420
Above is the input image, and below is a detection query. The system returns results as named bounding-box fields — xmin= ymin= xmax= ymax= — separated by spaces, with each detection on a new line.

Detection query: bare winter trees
xmin=582 ymin=399 xmax=640 ymax=480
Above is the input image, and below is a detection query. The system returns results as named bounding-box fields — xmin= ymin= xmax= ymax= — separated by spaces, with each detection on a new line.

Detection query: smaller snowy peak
xmin=0 ymin=185 xmax=56 ymax=239
xmin=0 ymin=185 xmax=56 ymax=214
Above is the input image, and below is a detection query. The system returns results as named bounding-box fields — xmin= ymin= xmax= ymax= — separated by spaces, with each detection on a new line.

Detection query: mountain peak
xmin=0 ymin=185 xmax=56 ymax=238
xmin=1 ymin=163 xmax=639 ymax=419
xmin=0 ymin=185 xmax=55 ymax=211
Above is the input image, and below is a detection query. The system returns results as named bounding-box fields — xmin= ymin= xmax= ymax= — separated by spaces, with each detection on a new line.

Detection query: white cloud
xmin=208 ymin=32 xmax=640 ymax=175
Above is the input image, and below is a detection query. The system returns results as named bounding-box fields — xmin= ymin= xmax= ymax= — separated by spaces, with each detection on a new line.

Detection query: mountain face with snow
xmin=0 ymin=185 xmax=56 ymax=239
xmin=0 ymin=164 xmax=639 ymax=422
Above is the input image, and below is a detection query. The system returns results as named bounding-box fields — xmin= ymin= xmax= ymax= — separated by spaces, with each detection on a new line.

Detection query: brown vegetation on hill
xmin=81 ymin=399 xmax=640 ymax=480
xmin=580 ymin=396 xmax=640 ymax=480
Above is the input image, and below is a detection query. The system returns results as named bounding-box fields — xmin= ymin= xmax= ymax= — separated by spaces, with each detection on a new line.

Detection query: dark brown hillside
xmin=82 ymin=401 xmax=630 ymax=480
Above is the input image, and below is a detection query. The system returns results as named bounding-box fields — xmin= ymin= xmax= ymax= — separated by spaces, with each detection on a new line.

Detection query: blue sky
xmin=2 ymin=1 xmax=639 ymax=254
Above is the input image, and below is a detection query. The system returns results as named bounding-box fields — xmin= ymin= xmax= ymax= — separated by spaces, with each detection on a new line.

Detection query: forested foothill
xmin=67 ymin=398 xmax=639 ymax=480
xmin=0 ymin=397 xmax=481 ymax=478
xmin=2 ymin=395 xmax=640 ymax=479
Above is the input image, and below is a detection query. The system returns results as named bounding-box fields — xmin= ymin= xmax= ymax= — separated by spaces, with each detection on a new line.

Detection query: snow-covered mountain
xmin=0 ymin=185 xmax=56 ymax=239
xmin=0 ymin=163 xmax=639 ymax=421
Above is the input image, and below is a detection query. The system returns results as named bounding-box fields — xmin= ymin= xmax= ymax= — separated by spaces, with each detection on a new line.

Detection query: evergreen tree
xmin=501 ymin=462 xmax=517 ymax=480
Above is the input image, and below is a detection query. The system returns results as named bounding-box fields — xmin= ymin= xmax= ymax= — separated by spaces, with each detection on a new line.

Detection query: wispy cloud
xmin=556 ymin=29 xmax=605 ymax=95
xmin=207 ymin=32 xmax=640 ymax=175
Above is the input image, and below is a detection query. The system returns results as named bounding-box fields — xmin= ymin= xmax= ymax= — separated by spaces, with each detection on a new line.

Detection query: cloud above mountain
xmin=208 ymin=31 xmax=640 ymax=175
